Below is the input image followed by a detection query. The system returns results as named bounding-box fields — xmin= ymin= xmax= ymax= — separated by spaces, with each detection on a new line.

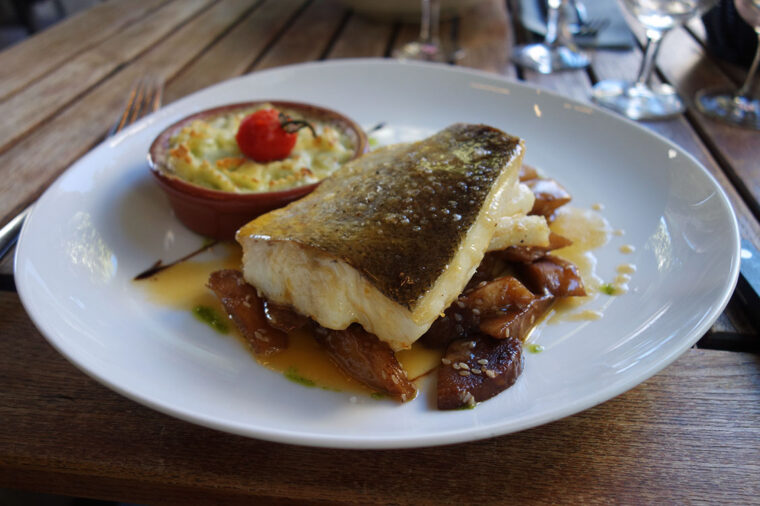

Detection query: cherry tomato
xmin=236 ymin=109 xmax=297 ymax=162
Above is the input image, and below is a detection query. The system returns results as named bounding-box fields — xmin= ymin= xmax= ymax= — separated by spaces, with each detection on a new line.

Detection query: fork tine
xmin=108 ymin=76 xmax=163 ymax=137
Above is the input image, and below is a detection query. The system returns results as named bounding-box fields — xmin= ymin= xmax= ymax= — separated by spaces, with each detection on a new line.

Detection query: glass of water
xmin=592 ymin=0 xmax=716 ymax=120
xmin=696 ymin=0 xmax=760 ymax=130
xmin=511 ymin=0 xmax=589 ymax=74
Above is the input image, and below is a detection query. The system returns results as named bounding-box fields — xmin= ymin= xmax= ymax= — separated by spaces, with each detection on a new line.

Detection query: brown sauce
xmin=135 ymin=205 xmax=629 ymax=395
xmin=136 ymin=242 xmax=440 ymax=394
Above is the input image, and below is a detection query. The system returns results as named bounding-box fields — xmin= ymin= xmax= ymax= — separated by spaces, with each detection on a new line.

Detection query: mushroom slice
xmin=497 ymin=232 xmax=573 ymax=263
xmin=263 ymin=301 xmax=310 ymax=333
xmin=437 ymin=336 xmax=523 ymax=410
xmin=207 ymin=269 xmax=288 ymax=356
xmin=524 ymin=178 xmax=572 ymax=218
xmin=315 ymin=325 xmax=417 ymax=402
xmin=421 ymin=276 xmax=536 ymax=348
xmin=478 ymin=293 xmax=555 ymax=340
xmin=518 ymin=255 xmax=586 ymax=297
xmin=464 ymin=275 xmax=535 ymax=314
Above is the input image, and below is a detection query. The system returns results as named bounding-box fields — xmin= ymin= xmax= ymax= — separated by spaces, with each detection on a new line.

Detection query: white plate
xmin=15 ymin=60 xmax=740 ymax=449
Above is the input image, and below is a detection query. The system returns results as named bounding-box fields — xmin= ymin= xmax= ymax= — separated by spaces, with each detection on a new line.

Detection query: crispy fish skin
xmin=238 ymin=124 xmax=525 ymax=349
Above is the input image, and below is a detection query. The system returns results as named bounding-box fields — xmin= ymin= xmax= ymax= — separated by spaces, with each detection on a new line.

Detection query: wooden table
xmin=1 ymin=0 xmax=758 ymax=503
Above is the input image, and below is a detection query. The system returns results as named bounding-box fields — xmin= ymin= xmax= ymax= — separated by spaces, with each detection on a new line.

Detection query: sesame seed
xmin=477 ymin=281 xmax=487 ymax=288
xmin=468 ymin=341 xmax=476 ymax=349
xmin=460 ymin=391 xmax=475 ymax=407
xmin=472 ymin=368 xmax=481 ymax=374
xmin=459 ymin=370 xmax=471 ymax=376
xmin=441 ymin=358 xmax=452 ymax=365
xmin=454 ymin=313 xmax=463 ymax=322
xmin=458 ymin=362 xmax=469 ymax=370
xmin=452 ymin=363 xmax=461 ymax=370
xmin=471 ymin=308 xmax=481 ymax=316
xmin=477 ymin=359 xmax=488 ymax=365
xmin=456 ymin=300 xmax=466 ymax=309
xmin=485 ymin=370 xmax=497 ymax=378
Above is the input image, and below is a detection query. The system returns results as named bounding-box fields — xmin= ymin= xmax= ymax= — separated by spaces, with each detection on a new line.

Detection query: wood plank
xmin=0 ymin=0 xmax=266 ymax=228
xmin=686 ymin=16 xmax=746 ymax=86
xmin=253 ymin=0 xmax=348 ymax=71
xmin=326 ymin=12 xmax=394 ymax=59
xmin=0 ymin=291 xmax=758 ymax=504
xmin=390 ymin=20 xmax=421 ymax=53
xmin=0 ymin=246 xmax=13 ymax=278
xmin=457 ymin=0 xmax=515 ymax=77
xmin=0 ymin=0 xmax=169 ymax=100
xmin=0 ymin=0 xmax=214 ymax=155
xmin=164 ymin=0 xmax=309 ymax=105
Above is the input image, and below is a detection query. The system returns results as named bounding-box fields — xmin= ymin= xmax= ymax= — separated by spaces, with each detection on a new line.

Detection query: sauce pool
xmin=137 ymin=242 xmax=440 ymax=395
xmin=135 ymin=204 xmax=632 ymax=394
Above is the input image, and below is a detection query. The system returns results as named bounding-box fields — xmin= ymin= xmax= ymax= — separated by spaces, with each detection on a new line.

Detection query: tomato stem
xmin=278 ymin=112 xmax=317 ymax=138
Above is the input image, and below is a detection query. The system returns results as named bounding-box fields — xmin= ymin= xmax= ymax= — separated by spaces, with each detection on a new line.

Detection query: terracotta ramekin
xmin=148 ymin=101 xmax=368 ymax=240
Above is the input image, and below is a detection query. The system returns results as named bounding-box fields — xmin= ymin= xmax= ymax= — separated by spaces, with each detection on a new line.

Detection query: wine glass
xmin=696 ymin=0 xmax=760 ymax=130
xmin=394 ymin=0 xmax=456 ymax=62
xmin=592 ymin=0 xmax=717 ymax=120
xmin=511 ymin=0 xmax=590 ymax=74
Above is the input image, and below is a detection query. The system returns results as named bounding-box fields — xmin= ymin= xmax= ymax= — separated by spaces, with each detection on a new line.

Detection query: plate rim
xmin=14 ymin=59 xmax=742 ymax=449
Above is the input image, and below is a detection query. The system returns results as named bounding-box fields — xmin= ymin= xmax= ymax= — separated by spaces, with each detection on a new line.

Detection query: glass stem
xmin=635 ymin=29 xmax=666 ymax=87
xmin=544 ymin=0 xmax=562 ymax=45
xmin=419 ymin=0 xmax=441 ymax=45
xmin=736 ymin=29 xmax=760 ymax=99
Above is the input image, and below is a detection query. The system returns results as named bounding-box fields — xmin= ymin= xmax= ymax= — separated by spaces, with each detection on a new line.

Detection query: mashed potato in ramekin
xmin=166 ymin=103 xmax=355 ymax=193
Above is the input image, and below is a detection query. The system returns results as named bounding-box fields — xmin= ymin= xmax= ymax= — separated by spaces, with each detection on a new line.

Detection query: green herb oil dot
xmin=192 ymin=305 xmax=229 ymax=333
xmin=284 ymin=367 xmax=316 ymax=387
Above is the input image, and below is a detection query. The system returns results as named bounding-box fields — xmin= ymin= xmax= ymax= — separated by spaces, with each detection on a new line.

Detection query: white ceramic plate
xmin=15 ymin=60 xmax=740 ymax=449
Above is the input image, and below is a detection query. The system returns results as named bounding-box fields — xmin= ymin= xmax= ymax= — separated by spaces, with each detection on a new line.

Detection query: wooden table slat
xmin=326 ymin=12 xmax=395 ymax=59
xmin=253 ymin=0 xmax=349 ymax=71
xmin=0 ymin=0 xmax=169 ymax=100
xmin=1 ymin=2 xmax=759 ymax=502
xmin=457 ymin=0 xmax=514 ymax=76
xmin=164 ymin=0 xmax=310 ymax=105
xmin=1 ymin=291 xmax=758 ymax=504
xmin=0 ymin=0 xmax=215 ymax=156
xmin=0 ymin=0 xmax=271 ymax=227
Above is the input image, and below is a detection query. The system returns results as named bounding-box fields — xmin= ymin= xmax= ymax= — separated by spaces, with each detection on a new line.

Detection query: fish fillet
xmin=237 ymin=124 xmax=526 ymax=350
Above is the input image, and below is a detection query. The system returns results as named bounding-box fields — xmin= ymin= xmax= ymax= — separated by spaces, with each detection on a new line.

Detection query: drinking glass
xmin=592 ymin=0 xmax=716 ymax=120
xmin=511 ymin=0 xmax=590 ymax=73
xmin=696 ymin=0 xmax=760 ymax=130
xmin=394 ymin=0 xmax=453 ymax=62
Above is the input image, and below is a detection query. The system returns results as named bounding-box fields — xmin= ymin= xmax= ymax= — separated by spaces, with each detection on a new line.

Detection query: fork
xmin=0 ymin=76 xmax=164 ymax=262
